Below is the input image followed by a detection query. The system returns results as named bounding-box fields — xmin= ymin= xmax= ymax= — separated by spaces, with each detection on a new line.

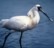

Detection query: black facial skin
xmin=38 ymin=7 xmax=42 ymax=11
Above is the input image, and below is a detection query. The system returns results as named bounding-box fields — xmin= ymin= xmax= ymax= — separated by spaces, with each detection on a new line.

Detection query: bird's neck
xmin=33 ymin=11 xmax=40 ymax=23
xmin=30 ymin=10 xmax=40 ymax=24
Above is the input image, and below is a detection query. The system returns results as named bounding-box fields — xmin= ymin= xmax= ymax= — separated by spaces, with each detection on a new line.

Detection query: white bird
xmin=0 ymin=4 xmax=53 ymax=48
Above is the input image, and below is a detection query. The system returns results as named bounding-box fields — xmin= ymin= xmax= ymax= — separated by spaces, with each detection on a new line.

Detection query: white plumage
xmin=0 ymin=4 xmax=41 ymax=32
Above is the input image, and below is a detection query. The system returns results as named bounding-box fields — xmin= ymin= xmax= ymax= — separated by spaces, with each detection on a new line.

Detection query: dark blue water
xmin=0 ymin=0 xmax=54 ymax=48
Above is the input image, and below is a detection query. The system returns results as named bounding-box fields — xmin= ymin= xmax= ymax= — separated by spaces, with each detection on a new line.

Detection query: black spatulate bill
xmin=40 ymin=9 xmax=53 ymax=22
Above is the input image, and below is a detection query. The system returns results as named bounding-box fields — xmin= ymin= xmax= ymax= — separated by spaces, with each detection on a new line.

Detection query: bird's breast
xmin=27 ymin=18 xmax=37 ymax=30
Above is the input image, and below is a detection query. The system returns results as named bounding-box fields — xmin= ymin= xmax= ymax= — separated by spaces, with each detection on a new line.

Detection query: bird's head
xmin=35 ymin=4 xmax=42 ymax=11
xmin=35 ymin=4 xmax=53 ymax=22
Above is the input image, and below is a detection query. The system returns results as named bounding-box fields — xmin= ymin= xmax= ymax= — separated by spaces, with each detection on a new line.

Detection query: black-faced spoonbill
xmin=0 ymin=4 xmax=53 ymax=48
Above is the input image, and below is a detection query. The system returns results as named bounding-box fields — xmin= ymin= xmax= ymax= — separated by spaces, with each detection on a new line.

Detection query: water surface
xmin=0 ymin=0 xmax=54 ymax=48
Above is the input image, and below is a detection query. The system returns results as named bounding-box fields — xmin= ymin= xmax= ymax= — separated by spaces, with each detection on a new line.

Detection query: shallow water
xmin=0 ymin=0 xmax=54 ymax=48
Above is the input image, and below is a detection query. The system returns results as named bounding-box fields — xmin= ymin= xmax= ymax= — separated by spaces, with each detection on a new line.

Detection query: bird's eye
xmin=38 ymin=6 xmax=42 ymax=11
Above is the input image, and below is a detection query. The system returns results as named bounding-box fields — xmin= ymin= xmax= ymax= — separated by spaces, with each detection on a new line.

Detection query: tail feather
xmin=0 ymin=19 xmax=9 ymax=27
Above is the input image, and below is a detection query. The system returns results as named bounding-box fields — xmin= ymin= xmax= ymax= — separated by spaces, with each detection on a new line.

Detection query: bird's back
xmin=0 ymin=16 xmax=36 ymax=31
xmin=9 ymin=16 xmax=35 ymax=30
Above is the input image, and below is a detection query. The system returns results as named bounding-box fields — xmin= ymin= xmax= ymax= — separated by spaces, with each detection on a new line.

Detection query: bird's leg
xmin=1 ymin=32 xmax=12 ymax=48
xmin=19 ymin=32 xmax=24 ymax=48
